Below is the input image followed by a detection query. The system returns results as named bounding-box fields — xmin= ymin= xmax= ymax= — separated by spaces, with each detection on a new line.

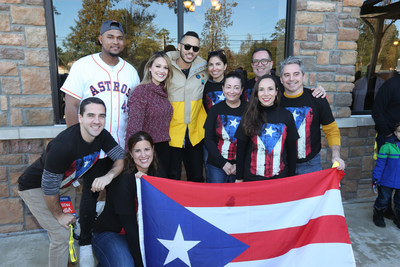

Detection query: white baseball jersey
xmin=61 ymin=53 xmax=140 ymax=157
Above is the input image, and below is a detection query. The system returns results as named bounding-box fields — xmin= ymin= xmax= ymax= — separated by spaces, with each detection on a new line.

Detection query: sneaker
xmin=79 ymin=245 xmax=95 ymax=267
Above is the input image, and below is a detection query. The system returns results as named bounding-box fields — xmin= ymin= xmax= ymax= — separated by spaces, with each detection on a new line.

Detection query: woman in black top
xmin=203 ymin=50 xmax=228 ymax=113
xmin=204 ymin=71 xmax=246 ymax=183
xmin=235 ymin=75 xmax=299 ymax=181
xmin=92 ymin=131 xmax=165 ymax=267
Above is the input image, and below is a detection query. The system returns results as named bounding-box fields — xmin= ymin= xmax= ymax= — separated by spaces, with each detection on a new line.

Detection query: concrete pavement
xmin=1 ymin=198 xmax=399 ymax=266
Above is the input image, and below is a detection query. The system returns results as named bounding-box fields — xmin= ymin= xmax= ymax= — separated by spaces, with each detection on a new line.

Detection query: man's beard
xmin=180 ymin=49 xmax=196 ymax=64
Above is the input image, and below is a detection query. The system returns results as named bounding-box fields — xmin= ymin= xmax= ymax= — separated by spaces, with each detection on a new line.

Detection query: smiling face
xmin=280 ymin=63 xmax=305 ymax=96
xmin=79 ymin=103 xmax=106 ymax=143
xmin=177 ymin=35 xmax=200 ymax=65
xmin=130 ymin=140 xmax=154 ymax=173
xmin=257 ymin=78 xmax=278 ymax=107
xmin=223 ymin=77 xmax=243 ymax=107
xmin=149 ymin=57 xmax=169 ymax=85
xmin=252 ymin=50 xmax=273 ymax=79
xmin=208 ymin=56 xmax=227 ymax=82
xmin=99 ymin=29 xmax=125 ymax=57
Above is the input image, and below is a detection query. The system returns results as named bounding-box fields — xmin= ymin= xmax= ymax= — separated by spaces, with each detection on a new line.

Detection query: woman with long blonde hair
xmin=125 ymin=51 xmax=173 ymax=172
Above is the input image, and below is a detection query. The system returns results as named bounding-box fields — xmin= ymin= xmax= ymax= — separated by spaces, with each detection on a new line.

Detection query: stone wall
xmin=321 ymin=123 xmax=375 ymax=200
xmin=0 ymin=0 xmax=55 ymax=233
xmin=0 ymin=0 xmax=54 ymax=127
xmin=0 ymin=139 xmax=47 ymax=233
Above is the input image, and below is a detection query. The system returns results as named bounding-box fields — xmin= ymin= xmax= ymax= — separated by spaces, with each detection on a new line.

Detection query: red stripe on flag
xmin=143 ymin=168 xmax=344 ymax=207
xmin=230 ymin=215 xmax=351 ymax=262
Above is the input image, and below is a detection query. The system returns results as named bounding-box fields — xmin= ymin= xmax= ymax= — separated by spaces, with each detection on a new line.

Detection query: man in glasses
xmin=242 ymin=48 xmax=276 ymax=101
xmin=166 ymin=31 xmax=208 ymax=182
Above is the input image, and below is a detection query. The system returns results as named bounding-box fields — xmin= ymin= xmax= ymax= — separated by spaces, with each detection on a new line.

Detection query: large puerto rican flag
xmin=137 ymin=168 xmax=355 ymax=267
xmin=285 ymin=106 xmax=313 ymax=159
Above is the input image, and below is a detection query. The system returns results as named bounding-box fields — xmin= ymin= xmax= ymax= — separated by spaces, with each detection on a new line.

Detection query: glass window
xmin=51 ymin=0 xmax=291 ymax=122
xmin=353 ymin=1 xmax=400 ymax=114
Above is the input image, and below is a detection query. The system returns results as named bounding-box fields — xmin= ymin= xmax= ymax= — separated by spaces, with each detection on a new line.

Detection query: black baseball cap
xmin=100 ymin=20 xmax=124 ymax=35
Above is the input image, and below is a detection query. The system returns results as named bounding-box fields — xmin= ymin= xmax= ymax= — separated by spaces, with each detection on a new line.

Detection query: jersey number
xmin=122 ymin=100 xmax=128 ymax=113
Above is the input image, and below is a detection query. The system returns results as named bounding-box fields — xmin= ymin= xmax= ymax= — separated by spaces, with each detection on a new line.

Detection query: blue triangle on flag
xmin=259 ymin=123 xmax=285 ymax=153
xmin=285 ymin=106 xmax=311 ymax=130
xmin=219 ymin=114 xmax=241 ymax=143
xmin=207 ymin=91 xmax=225 ymax=105
xmin=141 ymin=179 xmax=249 ymax=267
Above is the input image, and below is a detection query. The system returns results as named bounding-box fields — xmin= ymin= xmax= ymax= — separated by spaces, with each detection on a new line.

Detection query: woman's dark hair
xmin=224 ymin=70 xmax=244 ymax=88
xmin=242 ymin=74 xmax=281 ymax=136
xmin=207 ymin=50 xmax=227 ymax=65
xmin=124 ymin=131 xmax=158 ymax=173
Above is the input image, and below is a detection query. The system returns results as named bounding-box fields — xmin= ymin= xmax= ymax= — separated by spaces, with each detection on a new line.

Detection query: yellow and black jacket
xmin=167 ymin=51 xmax=208 ymax=148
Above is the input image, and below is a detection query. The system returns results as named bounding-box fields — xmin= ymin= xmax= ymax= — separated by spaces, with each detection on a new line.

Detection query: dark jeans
xmin=79 ymin=157 xmax=113 ymax=246
xmin=206 ymin=163 xmax=236 ymax=183
xmin=374 ymin=185 xmax=400 ymax=211
xmin=168 ymin=138 xmax=204 ymax=182
xmin=92 ymin=232 xmax=135 ymax=267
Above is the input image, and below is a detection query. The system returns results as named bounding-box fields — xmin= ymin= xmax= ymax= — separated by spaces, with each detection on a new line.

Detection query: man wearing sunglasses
xmin=166 ymin=31 xmax=208 ymax=182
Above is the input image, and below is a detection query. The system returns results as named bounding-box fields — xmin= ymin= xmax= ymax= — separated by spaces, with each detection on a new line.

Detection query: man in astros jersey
xmin=61 ymin=20 xmax=140 ymax=266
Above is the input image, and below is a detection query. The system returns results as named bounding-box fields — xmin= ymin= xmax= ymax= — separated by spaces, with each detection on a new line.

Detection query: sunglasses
xmin=182 ymin=43 xmax=200 ymax=52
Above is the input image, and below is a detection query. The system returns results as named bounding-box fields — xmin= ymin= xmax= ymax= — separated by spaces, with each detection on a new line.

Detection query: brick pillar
xmin=294 ymin=0 xmax=364 ymax=118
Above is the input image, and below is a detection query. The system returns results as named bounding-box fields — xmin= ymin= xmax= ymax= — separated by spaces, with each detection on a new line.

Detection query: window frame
xmin=45 ymin=0 xmax=296 ymax=124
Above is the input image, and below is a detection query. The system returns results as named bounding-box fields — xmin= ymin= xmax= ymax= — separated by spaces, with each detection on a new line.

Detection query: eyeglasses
xmin=182 ymin=43 xmax=200 ymax=52
xmin=252 ymin=58 xmax=271 ymax=65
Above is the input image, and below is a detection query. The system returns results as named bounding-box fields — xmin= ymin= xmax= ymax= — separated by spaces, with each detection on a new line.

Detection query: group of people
xmin=17 ymin=20 xmax=347 ymax=267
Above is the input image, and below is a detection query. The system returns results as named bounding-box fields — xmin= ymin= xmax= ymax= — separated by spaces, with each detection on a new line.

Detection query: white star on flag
xmin=264 ymin=126 xmax=276 ymax=137
xmin=157 ymin=224 xmax=201 ymax=267
xmin=217 ymin=94 xmax=225 ymax=101
xmin=230 ymin=118 xmax=239 ymax=128
xmin=292 ymin=110 xmax=299 ymax=121
xmin=84 ymin=161 xmax=90 ymax=167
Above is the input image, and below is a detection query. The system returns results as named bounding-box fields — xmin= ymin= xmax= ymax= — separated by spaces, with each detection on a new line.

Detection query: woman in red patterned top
xmin=125 ymin=51 xmax=173 ymax=172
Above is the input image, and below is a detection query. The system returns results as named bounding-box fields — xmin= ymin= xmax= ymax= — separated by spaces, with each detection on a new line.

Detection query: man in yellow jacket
xmin=167 ymin=31 xmax=208 ymax=182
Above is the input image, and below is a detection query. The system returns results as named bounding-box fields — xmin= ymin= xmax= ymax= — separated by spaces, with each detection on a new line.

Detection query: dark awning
xmin=360 ymin=0 xmax=400 ymax=20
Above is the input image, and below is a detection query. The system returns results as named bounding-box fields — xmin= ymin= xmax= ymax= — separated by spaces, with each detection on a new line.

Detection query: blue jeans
xmin=206 ymin=163 xmax=236 ymax=183
xmin=295 ymin=153 xmax=322 ymax=175
xmin=92 ymin=232 xmax=135 ymax=267
xmin=374 ymin=185 xmax=400 ymax=211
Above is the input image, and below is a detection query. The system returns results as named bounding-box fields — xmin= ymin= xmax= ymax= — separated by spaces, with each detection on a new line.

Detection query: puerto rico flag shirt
xmin=280 ymin=89 xmax=335 ymax=163
xmin=204 ymin=101 xmax=246 ymax=169
xmin=235 ymin=106 xmax=299 ymax=181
